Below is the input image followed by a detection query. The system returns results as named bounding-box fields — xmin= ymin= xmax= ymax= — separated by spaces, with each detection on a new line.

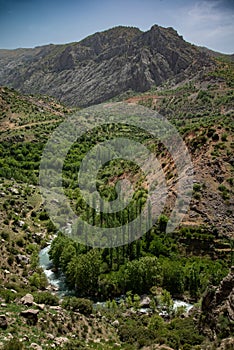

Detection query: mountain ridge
xmin=0 ymin=24 xmax=215 ymax=107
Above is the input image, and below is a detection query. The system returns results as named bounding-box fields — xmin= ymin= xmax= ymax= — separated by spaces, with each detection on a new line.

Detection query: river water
xmin=39 ymin=243 xmax=69 ymax=296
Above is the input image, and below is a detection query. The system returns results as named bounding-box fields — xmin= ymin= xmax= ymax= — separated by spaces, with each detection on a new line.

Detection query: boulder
xmin=140 ymin=296 xmax=151 ymax=308
xmin=22 ymin=335 xmax=29 ymax=341
xmin=10 ymin=187 xmax=19 ymax=195
xmin=112 ymin=319 xmax=120 ymax=327
xmin=21 ymin=293 xmax=34 ymax=306
xmin=54 ymin=337 xmax=69 ymax=346
xmin=50 ymin=305 xmax=61 ymax=311
xmin=30 ymin=343 xmax=42 ymax=350
xmin=47 ymin=334 xmax=55 ymax=340
xmin=18 ymin=220 xmax=25 ymax=227
xmin=21 ymin=309 xmax=39 ymax=325
xmin=217 ymin=337 xmax=234 ymax=350
xmin=16 ymin=254 xmax=30 ymax=264
xmin=35 ymin=303 xmax=45 ymax=311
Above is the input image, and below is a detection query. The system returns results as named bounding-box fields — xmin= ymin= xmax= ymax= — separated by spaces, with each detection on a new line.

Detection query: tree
xmin=158 ymin=214 xmax=168 ymax=233
xmin=66 ymin=249 xmax=101 ymax=296
xmin=159 ymin=289 xmax=174 ymax=315
xmin=161 ymin=259 xmax=185 ymax=295
xmin=49 ymin=233 xmax=70 ymax=269
xmin=118 ymin=256 xmax=162 ymax=294
xmin=60 ymin=243 xmax=77 ymax=272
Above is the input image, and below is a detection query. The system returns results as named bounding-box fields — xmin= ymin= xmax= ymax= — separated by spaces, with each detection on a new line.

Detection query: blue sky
xmin=0 ymin=0 xmax=233 ymax=53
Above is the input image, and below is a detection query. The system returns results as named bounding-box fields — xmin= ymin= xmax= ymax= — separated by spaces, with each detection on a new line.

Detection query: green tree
xmin=66 ymin=249 xmax=101 ymax=296
xmin=118 ymin=256 xmax=162 ymax=294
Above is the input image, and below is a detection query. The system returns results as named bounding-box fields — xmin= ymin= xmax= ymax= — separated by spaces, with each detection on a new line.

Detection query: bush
xmin=0 ymin=289 xmax=16 ymax=303
xmin=1 ymin=231 xmax=9 ymax=240
xmin=62 ymin=297 xmax=93 ymax=315
xmin=16 ymin=237 xmax=25 ymax=248
xmin=3 ymin=338 xmax=24 ymax=350
xmin=212 ymin=133 xmax=219 ymax=141
xmin=7 ymin=255 xmax=14 ymax=265
xmin=193 ymin=183 xmax=202 ymax=192
xmin=33 ymin=291 xmax=59 ymax=305
xmin=30 ymin=210 xmax=37 ymax=217
xmin=207 ymin=128 xmax=215 ymax=138
xmin=38 ymin=211 xmax=49 ymax=220
xmin=28 ymin=271 xmax=48 ymax=289
xmin=118 ymin=323 xmax=155 ymax=346
xmin=221 ymin=133 xmax=228 ymax=141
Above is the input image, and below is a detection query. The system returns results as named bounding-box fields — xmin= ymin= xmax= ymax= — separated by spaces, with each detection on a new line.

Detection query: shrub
xmin=16 ymin=237 xmax=25 ymax=248
xmin=7 ymin=255 xmax=14 ymax=265
xmin=38 ymin=211 xmax=49 ymax=220
xmin=3 ymin=338 xmax=24 ymax=350
xmin=221 ymin=133 xmax=228 ymax=141
xmin=1 ymin=231 xmax=9 ymax=240
xmin=28 ymin=271 xmax=48 ymax=289
xmin=218 ymin=184 xmax=228 ymax=192
xmin=62 ymin=297 xmax=93 ymax=315
xmin=212 ymin=133 xmax=219 ymax=141
xmin=0 ymin=289 xmax=15 ymax=303
xmin=193 ymin=183 xmax=202 ymax=192
xmin=30 ymin=210 xmax=37 ymax=217
xmin=193 ymin=192 xmax=201 ymax=200
xmin=207 ymin=128 xmax=215 ymax=138
xmin=33 ymin=291 xmax=59 ymax=305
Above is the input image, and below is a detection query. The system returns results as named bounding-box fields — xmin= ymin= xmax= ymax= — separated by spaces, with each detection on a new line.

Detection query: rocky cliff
xmin=200 ymin=267 xmax=234 ymax=340
xmin=0 ymin=25 xmax=213 ymax=107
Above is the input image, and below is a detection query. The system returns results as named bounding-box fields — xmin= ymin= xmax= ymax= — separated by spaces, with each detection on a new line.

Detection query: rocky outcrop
xmin=200 ymin=267 xmax=234 ymax=340
xmin=0 ymin=25 xmax=212 ymax=107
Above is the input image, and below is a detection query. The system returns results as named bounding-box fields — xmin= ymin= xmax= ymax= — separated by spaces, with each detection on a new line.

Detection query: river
xmin=39 ymin=243 xmax=69 ymax=296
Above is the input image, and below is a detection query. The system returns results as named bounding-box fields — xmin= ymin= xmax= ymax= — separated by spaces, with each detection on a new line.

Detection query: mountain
xmin=0 ymin=25 xmax=214 ymax=107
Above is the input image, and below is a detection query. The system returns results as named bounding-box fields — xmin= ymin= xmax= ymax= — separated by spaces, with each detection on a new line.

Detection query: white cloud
xmin=170 ymin=0 xmax=234 ymax=53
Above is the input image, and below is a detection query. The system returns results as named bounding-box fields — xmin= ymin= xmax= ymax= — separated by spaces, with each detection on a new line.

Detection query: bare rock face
xmin=0 ymin=25 xmax=212 ymax=107
xmin=200 ymin=267 xmax=234 ymax=340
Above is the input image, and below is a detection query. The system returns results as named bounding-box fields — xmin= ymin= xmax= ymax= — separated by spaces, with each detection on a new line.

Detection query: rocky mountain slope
xmin=0 ymin=25 xmax=214 ymax=107
xmin=114 ymin=58 xmax=234 ymax=240
xmin=200 ymin=267 xmax=234 ymax=341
